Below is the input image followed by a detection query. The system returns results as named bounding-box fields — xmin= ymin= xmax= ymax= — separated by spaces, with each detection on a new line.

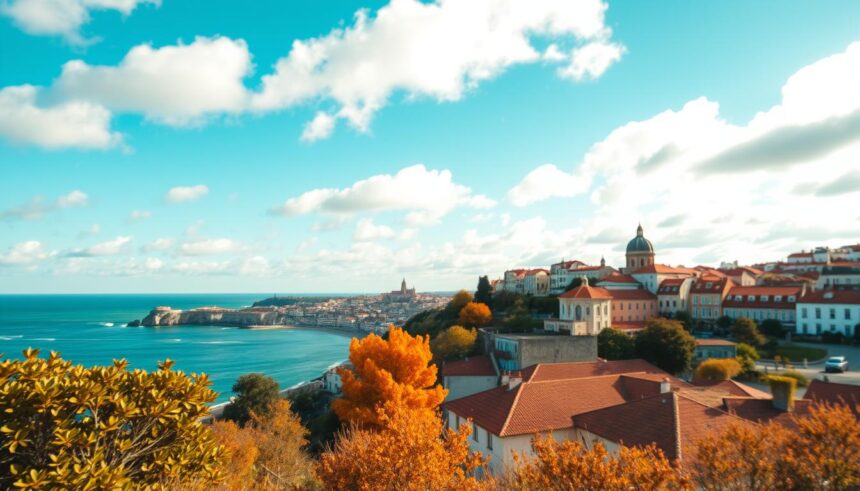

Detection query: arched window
xmin=575 ymin=305 xmax=583 ymax=321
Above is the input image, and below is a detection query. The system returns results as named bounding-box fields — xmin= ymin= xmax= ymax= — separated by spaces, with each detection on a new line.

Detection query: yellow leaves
xmin=694 ymin=358 xmax=743 ymax=382
xmin=457 ymin=302 xmax=492 ymax=328
xmin=431 ymin=325 xmax=477 ymax=361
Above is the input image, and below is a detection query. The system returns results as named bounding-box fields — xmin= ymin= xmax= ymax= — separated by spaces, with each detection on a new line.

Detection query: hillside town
xmin=492 ymin=224 xmax=860 ymax=337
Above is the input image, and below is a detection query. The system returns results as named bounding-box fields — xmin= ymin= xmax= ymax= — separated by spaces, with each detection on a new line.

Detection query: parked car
xmin=824 ymin=356 xmax=849 ymax=373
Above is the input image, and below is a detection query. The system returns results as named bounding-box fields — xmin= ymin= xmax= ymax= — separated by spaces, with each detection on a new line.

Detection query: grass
xmin=765 ymin=345 xmax=828 ymax=363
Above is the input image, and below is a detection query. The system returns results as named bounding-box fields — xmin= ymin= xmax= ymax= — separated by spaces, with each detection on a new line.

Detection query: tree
xmin=735 ymin=343 xmax=760 ymax=374
xmin=598 ymin=328 xmax=636 ymax=360
xmin=694 ymin=358 xmax=742 ymax=382
xmin=690 ymin=403 xmax=860 ymax=491
xmin=490 ymin=290 xmax=522 ymax=312
xmin=674 ymin=310 xmax=694 ymax=332
xmin=564 ymin=277 xmax=583 ymax=292
xmin=506 ymin=436 xmax=684 ymax=491
xmin=505 ymin=298 xmax=538 ymax=332
xmin=731 ymin=318 xmax=766 ymax=346
xmin=332 ymin=327 xmax=447 ymax=428
xmin=212 ymin=400 xmax=317 ymax=490
xmin=716 ymin=315 xmax=733 ymax=330
xmin=443 ymin=290 xmax=474 ymax=318
xmin=0 ymin=349 xmax=224 ymax=489
xmin=475 ymin=276 xmax=493 ymax=306
xmin=634 ymin=318 xmax=697 ymax=374
xmin=317 ymin=407 xmax=489 ymax=491
xmin=761 ymin=319 xmax=784 ymax=337
xmin=223 ymin=373 xmax=281 ymax=426
xmin=458 ymin=301 xmax=492 ymax=328
xmin=431 ymin=325 xmax=477 ymax=361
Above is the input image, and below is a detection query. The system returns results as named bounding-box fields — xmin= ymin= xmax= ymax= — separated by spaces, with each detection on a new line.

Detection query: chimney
xmin=507 ymin=371 xmax=523 ymax=391
xmin=500 ymin=371 xmax=510 ymax=387
xmin=660 ymin=377 xmax=671 ymax=394
xmin=769 ymin=375 xmax=797 ymax=412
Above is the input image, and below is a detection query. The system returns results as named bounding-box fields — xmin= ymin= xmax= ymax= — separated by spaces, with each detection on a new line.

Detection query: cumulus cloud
xmin=0 ymin=190 xmax=89 ymax=220
xmin=269 ymin=164 xmax=494 ymax=225
xmin=0 ymin=0 xmax=158 ymax=44
xmin=54 ymin=36 xmax=253 ymax=126
xmin=66 ymin=235 xmax=132 ymax=257
xmin=0 ymin=240 xmax=54 ymax=265
xmin=142 ymin=237 xmax=175 ymax=252
xmin=508 ymin=41 xmax=860 ymax=265
xmin=129 ymin=209 xmax=152 ymax=221
xmin=300 ymin=111 xmax=336 ymax=142
xmin=0 ymin=86 xmax=121 ymax=149
xmin=354 ymin=218 xmax=396 ymax=241
xmin=179 ymin=238 xmax=244 ymax=256
xmin=251 ymin=0 xmax=623 ymax=140
xmin=508 ymin=163 xmax=591 ymax=206
xmin=165 ymin=185 xmax=208 ymax=204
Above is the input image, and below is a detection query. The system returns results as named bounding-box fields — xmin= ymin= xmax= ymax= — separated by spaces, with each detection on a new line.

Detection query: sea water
xmin=0 ymin=294 xmax=352 ymax=403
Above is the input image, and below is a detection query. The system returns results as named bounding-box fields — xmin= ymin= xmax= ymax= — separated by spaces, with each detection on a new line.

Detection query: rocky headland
xmin=133 ymin=306 xmax=286 ymax=328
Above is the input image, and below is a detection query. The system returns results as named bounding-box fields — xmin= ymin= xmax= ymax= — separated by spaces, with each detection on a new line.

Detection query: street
xmin=756 ymin=342 xmax=860 ymax=387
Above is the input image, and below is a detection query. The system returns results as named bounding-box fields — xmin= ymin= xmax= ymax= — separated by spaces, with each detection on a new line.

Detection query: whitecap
xmin=195 ymin=340 xmax=243 ymax=345
xmin=0 ymin=335 xmax=23 ymax=340
xmin=101 ymin=322 xmax=115 ymax=327
xmin=32 ymin=337 xmax=56 ymax=342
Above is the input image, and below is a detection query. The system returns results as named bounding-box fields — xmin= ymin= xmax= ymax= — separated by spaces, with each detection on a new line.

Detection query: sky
xmin=1 ymin=0 xmax=860 ymax=294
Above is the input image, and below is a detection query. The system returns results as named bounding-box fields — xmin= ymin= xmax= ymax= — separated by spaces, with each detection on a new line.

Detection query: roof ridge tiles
xmin=498 ymin=382 xmax=526 ymax=437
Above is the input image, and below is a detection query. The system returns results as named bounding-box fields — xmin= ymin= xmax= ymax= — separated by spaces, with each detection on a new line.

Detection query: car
xmin=824 ymin=356 xmax=849 ymax=373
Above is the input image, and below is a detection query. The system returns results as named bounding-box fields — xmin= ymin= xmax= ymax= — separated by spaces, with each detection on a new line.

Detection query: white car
xmin=825 ymin=356 xmax=849 ymax=373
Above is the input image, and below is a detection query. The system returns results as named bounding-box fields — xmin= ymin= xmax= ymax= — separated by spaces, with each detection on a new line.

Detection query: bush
xmin=0 ymin=349 xmax=223 ymax=489
xmin=731 ymin=317 xmax=766 ymax=346
xmin=457 ymin=302 xmax=492 ymax=328
xmin=598 ymin=328 xmax=636 ymax=360
xmin=736 ymin=343 xmax=760 ymax=374
xmin=634 ymin=318 xmax=696 ymax=374
xmin=431 ymin=325 xmax=477 ymax=360
xmin=777 ymin=369 xmax=809 ymax=387
xmin=695 ymin=358 xmax=742 ymax=382
xmin=223 ymin=373 xmax=281 ymax=426
xmin=821 ymin=331 xmax=845 ymax=345
xmin=760 ymin=319 xmax=784 ymax=337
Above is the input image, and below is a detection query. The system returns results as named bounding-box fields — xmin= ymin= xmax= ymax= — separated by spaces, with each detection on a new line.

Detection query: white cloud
xmin=559 ymin=40 xmax=625 ymax=81
xmin=179 ymin=238 xmax=244 ymax=256
xmin=0 ymin=85 xmax=120 ymax=149
xmin=67 ymin=235 xmax=132 ymax=257
xmin=165 ymin=184 xmax=208 ymax=204
xmin=129 ymin=209 xmax=152 ymax=221
xmin=269 ymin=164 xmax=494 ymax=225
xmin=508 ymin=163 xmax=591 ymax=206
xmin=144 ymin=257 xmax=163 ymax=271
xmin=171 ymin=260 xmax=230 ymax=275
xmin=252 ymin=0 xmax=623 ymax=140
xmin=142 ymin=237 xmax=175 ymax=252
xmin=509 ymin=41 xmax=860 ymax=266
xmin=54 ymin=36 xmax=252 ymax=126
xmin=300 ymin=111 xmax=336 ymax=142
xmin=354 ymin=218 xmax=396 ymax=241
xmin=0 ymin=240 xmax=54 ymax=265
xmin=0 ymin=190 xmax=89 ymax=220
xmin=0 ymin=0 xmax=158 ymax=43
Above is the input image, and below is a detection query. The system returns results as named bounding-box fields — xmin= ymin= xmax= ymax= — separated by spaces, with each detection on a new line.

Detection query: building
xmin=690 ymin=275 xmax=734 ymax=324
xmin=694 ymin=339 xmax=737 ymax=362
xmin=500 ymin=269 xmax=527 ymax=293
xmin=719 ymin=267 xmax=763 ymax=286
xmin=721 ymin=286 xmax=802 ymax=327
xmin=385 ymin=278 xmax=417 ymax=302
xmin=796 ymin=288 xmax=860 ymax=336
xmin=522 ymin=268 xmax=550 ymax=296
xmin=623 ymin=224 xmax=656 ymax=274
xmin=490 ymin=332 xmax=598 ymax=372
xmin=595 ymin=272 xmax=641 ymax=290
xmin=608 ymin=288 xmax=658 ymax=325
xmin=630 ymin=263 xmax=697 ymax=294
xmin=817 ymin=263 xmax=860 ymax=289
xmin=549 ymin=259 xmax=614 ymax=294
xmin=657 ymin=277 xmax=693 ymax=316
xmin=441 ymin=355 xmax=499 ymax=401
xmin=545 ymin=278 xmax=613 ymax=335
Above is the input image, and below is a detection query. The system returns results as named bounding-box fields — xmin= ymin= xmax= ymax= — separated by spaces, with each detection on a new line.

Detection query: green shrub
xmin=777 ymin=369 xmax=809 ymax=387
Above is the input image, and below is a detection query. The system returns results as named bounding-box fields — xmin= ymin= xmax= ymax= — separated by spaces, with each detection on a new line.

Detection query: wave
xmin=325 ymin=359 xmax=348 ymax=370
xmin=100 ymin=322 xmax=115 ymax=327
xmin=163 ymin=338 xmax=182 ymax=343
xmin=32 ymin=337 xmax=56 ymax=342
xmin=195 ymin=341 xmax=243 ymax=345
xmin=0 ymin=335 xmax=24 ymax=341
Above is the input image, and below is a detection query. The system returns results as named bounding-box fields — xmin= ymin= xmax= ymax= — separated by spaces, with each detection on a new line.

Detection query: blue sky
xmin=1 ymin=0 xmax=860 ymax=293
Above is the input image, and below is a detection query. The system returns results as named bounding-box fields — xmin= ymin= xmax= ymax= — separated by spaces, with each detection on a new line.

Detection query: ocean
xmin=0 ymin=294 xmax=353 ymax=403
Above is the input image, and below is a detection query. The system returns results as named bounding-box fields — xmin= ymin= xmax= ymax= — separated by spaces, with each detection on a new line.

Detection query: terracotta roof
xmin=695 ymin=338 xmax=736 ymax=346
xmin=573 ymin=265 xmax=611 ymax=272
xmin=722 ymin=397 xmax=812 ymax=426
xmin=800 ymin=289 xmax=860 ymax=304
xmin=559 ymin=284 xmax=613 ymax=300
xmin=686 ymin=380 xmax=771 ymax=406
xmin=597 ymin=273 xmax=639 ymax=284
xmin=572 ymin=392 xmax=747 ymax=461
xmin=520 ymin=359 xmax=665 ymax=382
xmin=609 ymin=289 xmax=657 ymax=301
xmin=442 ymin=355 xmax=497 ymax=377
xmin=691 ymin=276 xmax=733 ymax=294
xmin=805 ymin=379 xmax=860 ymax=409
xmin=788 ymin=252 xmax=814 ymax=258
xmin=723 ymin=286 xmax=801 ymax=310
xmin=631 ymin=264 xmax=698 ymax=275
xmin=658 ymin=278 xmax=688 ymax=294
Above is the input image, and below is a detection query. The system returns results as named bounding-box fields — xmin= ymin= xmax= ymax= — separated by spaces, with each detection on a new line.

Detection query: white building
xmin=523 ymin=269 xmax=550 ymax=296
xmin=657 ymin=277 xmax=693 ymax=316
xmin=817 ymin=263 xmax=860 ymax=289
xmin=796 ymin=289 xmax=860 ymax=337
xmin=545 ymin=278 xmax=612 ymax=335
xmin=630 ymin=264 xmax=697 ymax=294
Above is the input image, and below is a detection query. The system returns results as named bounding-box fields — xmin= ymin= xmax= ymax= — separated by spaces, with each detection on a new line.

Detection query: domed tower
xmin=625 ymin=224 xmax=655 ymax=272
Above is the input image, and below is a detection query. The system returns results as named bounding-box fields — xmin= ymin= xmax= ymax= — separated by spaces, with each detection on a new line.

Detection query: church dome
xmin=626 ymin=224 xmax=654 ymax=254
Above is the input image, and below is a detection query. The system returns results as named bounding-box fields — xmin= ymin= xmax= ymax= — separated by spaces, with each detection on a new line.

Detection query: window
xmin=487 ymin=433 xmax=493 ymax=451
xmin=802 ymin=307 xmax=808 ymax=318
xmin=775 ymin=296 xmax=783 ymax=302
xmin=748 ymin=295 xmax=756 ymax=302
xmin=846 ymin=309 xmax=852 ymax=320
xmin=473 ymin=422 xmax=478 ymax=442
xmin=830 ymin=308 xmax=836 ymax=320
xmin=788 ymin=296 xmax=796 ymax=302
xmin=815 ymin=308 xmax=821 ymax=319
xmin=760 ymin=296 xmax=769 ymax=302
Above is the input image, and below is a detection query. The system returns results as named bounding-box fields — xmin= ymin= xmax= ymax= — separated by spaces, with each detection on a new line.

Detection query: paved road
xmin=756 ymin=341 xmax=860 ymax=387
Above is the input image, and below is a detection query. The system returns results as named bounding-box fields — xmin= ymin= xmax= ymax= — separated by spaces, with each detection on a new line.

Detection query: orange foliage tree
xmin=690 ymin=403 xmax=860 ymax=490
xmin=431 ymin=325 xmax=477 ymax=361
xmin=458 ymin=302 xmax=493 ymax=328
xmin=332 ymin=327 xmax=447 ymax=428
xmin=210 ymin=400 xmax=316 ymax=490
xmin=506 ymin=436 xmax=686 ymax=490
xmin=694 ymin=358 xmax=743 ymax=382
xmin=317 ymin=406 xmax=489 ymax=490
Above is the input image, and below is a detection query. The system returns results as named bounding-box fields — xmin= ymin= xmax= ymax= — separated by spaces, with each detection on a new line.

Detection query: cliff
xmin=137 ymin=306 xmax=285 ymax=327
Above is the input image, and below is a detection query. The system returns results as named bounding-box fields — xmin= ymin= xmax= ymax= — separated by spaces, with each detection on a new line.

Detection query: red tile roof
xmin=442 ymin=355 xmax=497 ymax=377
xmin=805 ymin=379 xmax=860 ymax=408
xmin=722 ymin=397 xmax=812 ymax=426
xmin=691 ymin=276 xmax=733 ymax=294
xmin=723 ymin=286 xmax=801 ymax=310
xmin=559 ymin=284 xmax=613 ymax=300
xmin=608 ymin=289 xmax=657 ymax=301
xmin=800 ymin=289 xmax=860 ymax=304
xmin=695 ymin=338 xmax=736 ymax=346
xmin=631 ymin=264 xmax=698 ymax=275
xmin=788 ymin=252 xmax=814 ymax=258
xmin=520 ymin=359 xmax=664 ymax=382
xmin=597 ymin=273 xmax=639 ymax=284
xmin=658 ymin=278 xmax=688 ymax=293
xmin=573 ymin=392 xmax=747 ymax=461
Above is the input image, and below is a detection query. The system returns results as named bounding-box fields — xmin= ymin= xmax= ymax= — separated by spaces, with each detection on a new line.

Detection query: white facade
xmin=557 ymin=296 xmax=611 ymax=334
xmin=817 ymin=272 xmax=860 ymax=289
xmin=443 ymin=375 xmax=498 ymax=402
xmin=796 ymin=302 xmax=860 ymax=336
xmin=523 ymin=270 xmax=550 ymax=296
